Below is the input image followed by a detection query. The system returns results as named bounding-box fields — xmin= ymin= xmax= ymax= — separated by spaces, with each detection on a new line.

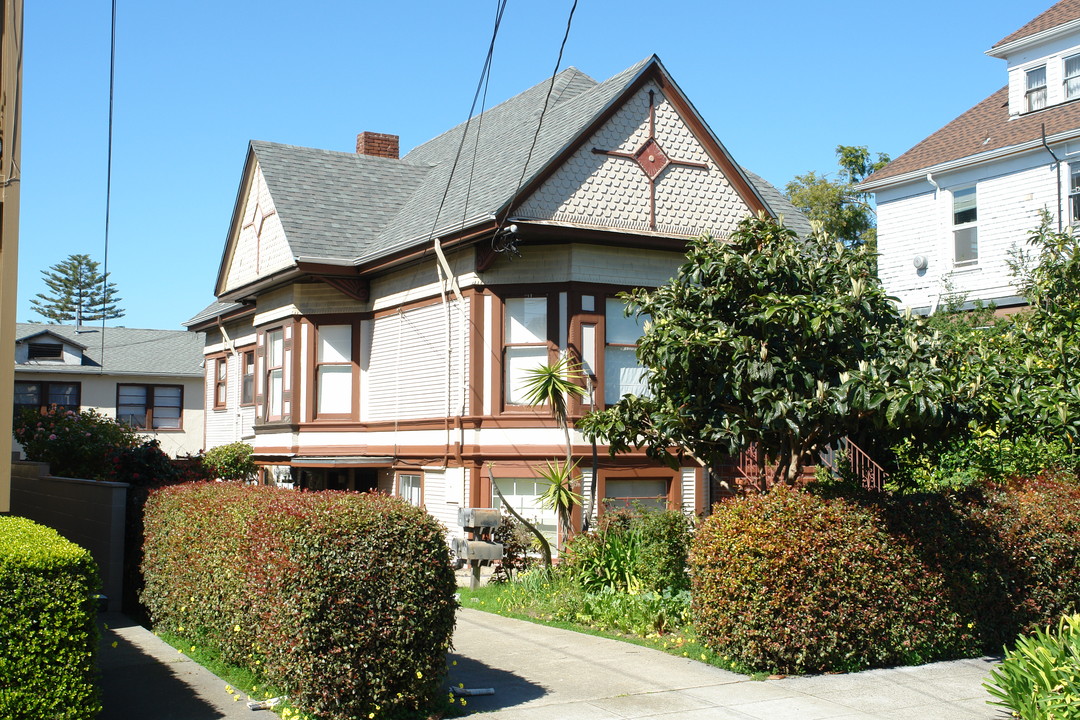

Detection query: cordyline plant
xmin=580 ymin=212 xmax=954 ymax=488
xmin=490 ymin=356 xmax=586 ymax=566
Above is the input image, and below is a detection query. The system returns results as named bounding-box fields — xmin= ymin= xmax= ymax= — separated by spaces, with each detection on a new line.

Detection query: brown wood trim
xmin=306 ymin=316 xmax=362 ymax=423
xmin=595 ymin=465 xmax=681 ymax=518
xmin=353 ymin=220 xmax=500 ymax=277
xmin=469 ymin=288 xmax=486 ymax=417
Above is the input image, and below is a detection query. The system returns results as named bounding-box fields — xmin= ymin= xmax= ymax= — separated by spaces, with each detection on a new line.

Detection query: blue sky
xmin=18 ymin=0 xmax=1038 ymax=330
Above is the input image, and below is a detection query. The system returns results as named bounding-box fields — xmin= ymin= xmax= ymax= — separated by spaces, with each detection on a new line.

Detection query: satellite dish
xmin=913 ymin=254 xmax=928 ymax=270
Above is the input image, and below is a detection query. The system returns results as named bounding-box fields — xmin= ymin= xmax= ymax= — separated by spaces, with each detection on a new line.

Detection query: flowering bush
xmin=141 ymin=483 xmax=457 ymax=720
xmin=691 ymin=487 xmax=979 ymax=674
xmin=202 ymin=442 xmax=257 ymax=482
xmin=13 ymin=406 xmax=137 ymax=479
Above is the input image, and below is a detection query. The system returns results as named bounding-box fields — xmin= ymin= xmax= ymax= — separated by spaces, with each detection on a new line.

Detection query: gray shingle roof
xmin=15 ymin=323 xmax=205 ymax=377
xmin=241 ymin=56 xmax=805 ymax=271
xmin=740 ymin=168 xmax=813 ymax=238
xmin=184 ymin=300 xmax=248 ymax=328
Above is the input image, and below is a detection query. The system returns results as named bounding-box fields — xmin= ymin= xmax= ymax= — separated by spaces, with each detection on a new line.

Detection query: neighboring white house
xmin=858 ymin=0 xmax=1080 ymax=313
xmin=13 ymin=323 xmax=206 ymax=458
xmin=186 ymin=56 xmax=810 ymax=546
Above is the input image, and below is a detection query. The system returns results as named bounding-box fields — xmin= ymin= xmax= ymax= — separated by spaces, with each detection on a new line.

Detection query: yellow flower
xmin=458 ymin=683 xmax=464 ymax=689
xmin=111 ymin=641 xmax=118 ymax=649
xmin=233 ymin=696 xmax=240 ymax=703
xmin=416 ymin=671 xmax=423 ymax=679
xmin=178 ymin=649 xmax=184 ymax=655
xmin=225 ymin=685 xmax=233 ymax=694
xmin=234 ymin=625 xmax=241 ymax=633
xmin=460 ymin=699 xmax=467 ymax=707
xmin=701 ymin=654 xmax=707 ymax=661
xmin=451 ymin=660 xmax=457 ymax=666
xmin=178 ymin=626 xmax=185 ymax=632
xmin=368 ymin=714 xmax=374 ymax=719
xmin=190 ymin=646 xmax=195 ymax=652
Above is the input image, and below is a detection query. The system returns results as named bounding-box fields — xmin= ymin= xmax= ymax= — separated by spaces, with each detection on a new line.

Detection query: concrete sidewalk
xmin=448 ymin=608 xmax=1008 ymax=720
xmin=96 ymin=608 xmax=1007 ymax=720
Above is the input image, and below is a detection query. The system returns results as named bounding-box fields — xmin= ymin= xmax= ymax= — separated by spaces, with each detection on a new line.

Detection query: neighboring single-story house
xmin=187 ymin=55 xmax=810 ymax=546
xmin=13 ymin=323 xmax=206 ymax=458
xmin=859 ymin=0 xmax=1080 ymax=314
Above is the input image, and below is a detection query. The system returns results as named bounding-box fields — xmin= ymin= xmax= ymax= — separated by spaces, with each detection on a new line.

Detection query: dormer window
xmin=1066 ymin=55 xmax=1080 ymax=101
xmin=27 ymin=343 xmax=63 ymax=361
xmin=1026 ymin=66 xmax=1047 ymax=112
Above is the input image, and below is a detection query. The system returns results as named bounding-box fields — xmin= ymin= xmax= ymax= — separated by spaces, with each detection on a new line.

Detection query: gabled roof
xmin=16 ymin=328 xmax=88 ymax=350
xmin=14 ymin=323 xmax=205 ymax=377
xmin=990 ymin=0 xmax=1080 ymax=52
xmin=214 ymin=56 xmax=804 ymax=297
xmin=858 ymin=86 xmax=1080 ymax=189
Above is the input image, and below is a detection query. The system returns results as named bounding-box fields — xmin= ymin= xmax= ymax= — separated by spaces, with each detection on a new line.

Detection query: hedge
xmin=690 ymin=487 xmax=977 ymax=674
xmin=141 ymin=483 xmax=457 ymax=720
xmin=691 ymin=476 xmax=1080 ymax=674
xmin=0 ymin=517 xmax=101 ymax=720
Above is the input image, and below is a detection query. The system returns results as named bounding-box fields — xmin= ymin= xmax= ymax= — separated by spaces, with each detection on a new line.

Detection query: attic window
xmin=27 ymin=343 xmax=63 ymax=360
xmin=1026 ymin=66 xmax=1047 ymax=112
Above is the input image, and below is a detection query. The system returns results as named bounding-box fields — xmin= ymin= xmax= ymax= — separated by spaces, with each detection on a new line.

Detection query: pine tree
xmin=30 ymin=254 xmax=125 ymax=325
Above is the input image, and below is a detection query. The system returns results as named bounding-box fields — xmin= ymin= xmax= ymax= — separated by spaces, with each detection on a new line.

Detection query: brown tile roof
xmin=860 ymin=86 xmax=1080 ymax=186
xmin=991 ymin=0 xmax=1080 ymax=50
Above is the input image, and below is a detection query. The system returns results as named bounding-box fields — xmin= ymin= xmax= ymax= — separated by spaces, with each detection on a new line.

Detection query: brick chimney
xmin=356 ymin=132 xmax=399 ymax=160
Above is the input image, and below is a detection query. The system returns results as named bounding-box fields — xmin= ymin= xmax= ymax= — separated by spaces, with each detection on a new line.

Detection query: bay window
xmin=604 ymin=297 xmax=648 ymax=403
xmin=315 ymin=324 xmax=353 ymax=417
xmin=504 ymin=297 xmax=549 ymax=406
xmin=241 ymin=350 xmax=255 ymax=406
xmin=266 ymin=329 xmax=284 ymax=420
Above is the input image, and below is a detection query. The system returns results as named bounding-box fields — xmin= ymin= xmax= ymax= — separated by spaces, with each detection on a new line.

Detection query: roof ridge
xmin=991 ymin=0 xmax=1080 ymax=49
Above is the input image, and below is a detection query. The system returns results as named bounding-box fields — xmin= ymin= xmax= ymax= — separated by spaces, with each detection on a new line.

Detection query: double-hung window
xmin=952 ymin=186 xmax=978 ymax=267
xmin=265 ymin=329 xmax=284 ymax=420
xmin=1027 ymin=66 xmax=1048 ymax=112
xmin=241 ymin=350 xmax=255 ymax=406
xmin=118 ymin=384 xmax=182 ymax=430
xmin=315 ymin=324 xmax=353 ymax=417
xmin=504 ymin=297 xmax=549 ymax=406
xmin=492 ymin=478 xmax=558 ymax=545
xmin=1066 ymin=55 xmax=1080 ymax=100
xmin=213 ymin=357 xmax=227 ymax=409
xmin=604 ymin=298 xmax=648 ymax=404
xmin=13 ymin=381 xmax=80 ymax=419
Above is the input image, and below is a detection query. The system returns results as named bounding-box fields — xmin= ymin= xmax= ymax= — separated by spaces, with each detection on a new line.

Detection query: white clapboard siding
xmin=364 ymin=299 xmax=470 ymax=422
xmin=681 ymin=467 xmax=697 ymax=513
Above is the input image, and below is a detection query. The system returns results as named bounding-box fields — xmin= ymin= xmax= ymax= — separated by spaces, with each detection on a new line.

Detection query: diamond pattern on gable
xmin=222 ymin=165 xmax=294 ymax=294
xmin=517 ymin=83 xmax=751 ymax=236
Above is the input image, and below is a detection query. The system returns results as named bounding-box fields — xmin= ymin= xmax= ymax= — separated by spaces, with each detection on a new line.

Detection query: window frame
xmin=602 ymin=296 xmax=649 ymax=408
xmin=951 ymin=186 xmax=979 ymax=268
xmin=13 ymin=380 xmax=81 ymax=419
xmin=213 ymin=356 xmax=228 ymax=410
xmin=1026 ymin=65 xmax=1048 ymax=112
xmin=240 ymin=349 xmax=256 ymax=407
xmin=397 ymin=472 xmax=423 ymax=507
xmin=116 ymin=383 xmax=184 ymax=431
xmin=1065 ymin=54 xmax=1080 ymax=101
xmin=500 ymin=294 xmax=554 ymax=411
xmin=27 ymin=343 xmax=64 ymax=361
xmin=264 ymin=328 xmax=285 ymax=421
xmin=313 ymin=322 xmax=356 ymax=420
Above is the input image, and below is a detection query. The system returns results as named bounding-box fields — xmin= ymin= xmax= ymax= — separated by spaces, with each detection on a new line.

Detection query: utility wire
xmin=496 ymin=0 xmax=578 ymax=245
xmin=426 ymin=0 xmax=509 ymax=244
xmin=99 ymin=0 xmax=117 ymax=370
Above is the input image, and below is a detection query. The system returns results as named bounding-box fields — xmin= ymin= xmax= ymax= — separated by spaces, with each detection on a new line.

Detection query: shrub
xmin=985 ymin=614 xmax=1080 ymax=718
xmin=489 ymin=514 xmax=535 ymax=584
xmin=0 ymin=517 xmax=100 ymax=720
xmin=202 ymin=442 xmax=257 ymax=482
xmin=141 ymin=483 xmax=457 ymax=720
xmin=564 ymin=508 xmax=692 ymax=594
xmin=13 ymin=406 xmax=137 ymax=479
xmin=691 ymin=487 xmax=978 ymax=674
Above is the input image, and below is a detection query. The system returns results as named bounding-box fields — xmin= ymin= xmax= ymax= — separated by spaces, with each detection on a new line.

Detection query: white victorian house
xmin=859 ymin=0 xmax=1080 ymax=313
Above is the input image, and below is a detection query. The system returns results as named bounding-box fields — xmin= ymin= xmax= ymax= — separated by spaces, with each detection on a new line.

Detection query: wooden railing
xmin=736 ymin=437 xmax=888 ymax=492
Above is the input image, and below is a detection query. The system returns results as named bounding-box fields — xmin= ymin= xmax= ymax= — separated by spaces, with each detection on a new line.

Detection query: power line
xmin=99 ymin=0 xmax=117 ymax=370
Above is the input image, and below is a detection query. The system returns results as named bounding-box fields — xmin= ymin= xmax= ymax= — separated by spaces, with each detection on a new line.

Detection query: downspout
xmin=1040 ymin=123 xmax=1063 ymax=232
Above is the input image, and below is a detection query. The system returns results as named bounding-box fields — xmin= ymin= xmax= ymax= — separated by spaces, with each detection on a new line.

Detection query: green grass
xmin=459 ymin=572 xmax=763 ymax=677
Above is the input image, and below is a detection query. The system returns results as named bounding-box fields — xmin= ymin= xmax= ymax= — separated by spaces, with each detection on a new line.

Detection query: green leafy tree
xmin=785 ymin=145 xmax=890 ymax=251
xmin=580 ymin=213 xmax=951 ymax=487
xmin=30 ymin=253 xmax=124 ymax=324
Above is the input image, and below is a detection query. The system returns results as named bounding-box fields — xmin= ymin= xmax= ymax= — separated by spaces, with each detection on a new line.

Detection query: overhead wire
xmin=99 ymin=0 xmax=117 ymax=371
xmin=494 ymin=0 xmax=579 ymax=249
xmin=426 ymin=0 xmax=509 ymax=245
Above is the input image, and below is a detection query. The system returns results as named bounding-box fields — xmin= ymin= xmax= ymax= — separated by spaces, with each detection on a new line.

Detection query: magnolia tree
xmin=580 ymin=213 xmax=953 ymax=487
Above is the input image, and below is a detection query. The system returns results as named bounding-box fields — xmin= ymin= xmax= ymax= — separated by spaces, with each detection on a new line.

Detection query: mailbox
xmin=451 ymin=536 xmax=503 ymax=562
xmin=459 ymin=507 xmax=501 ymax=530
xmin=455 ymin=507 xmax=504 ymax=589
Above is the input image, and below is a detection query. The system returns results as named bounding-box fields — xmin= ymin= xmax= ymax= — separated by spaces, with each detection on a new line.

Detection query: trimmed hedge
xmin=691 ymin=487 xmax=979 ymax=674
xmin=0 ymin=517 xmax=101 ymax=720
xmin=691 ymin=476 xmax=1080 ymax=675
xmin=141 ymin=483 xmax=457 ymax=720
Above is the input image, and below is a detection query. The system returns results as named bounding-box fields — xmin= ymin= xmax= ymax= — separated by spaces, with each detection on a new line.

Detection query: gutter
xmin=856 ymin=127 xmax=1080 ymax=193
xmin=1040 ymin=123 xmax=1064 ymax=232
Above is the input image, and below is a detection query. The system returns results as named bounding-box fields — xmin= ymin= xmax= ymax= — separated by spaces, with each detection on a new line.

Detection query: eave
xmin=987 ymin=18 xmax=1080 ymax=58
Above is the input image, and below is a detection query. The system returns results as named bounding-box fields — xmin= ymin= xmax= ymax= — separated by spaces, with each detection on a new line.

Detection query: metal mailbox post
xmin=453 ymin=508 xmax=504 ymax=590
